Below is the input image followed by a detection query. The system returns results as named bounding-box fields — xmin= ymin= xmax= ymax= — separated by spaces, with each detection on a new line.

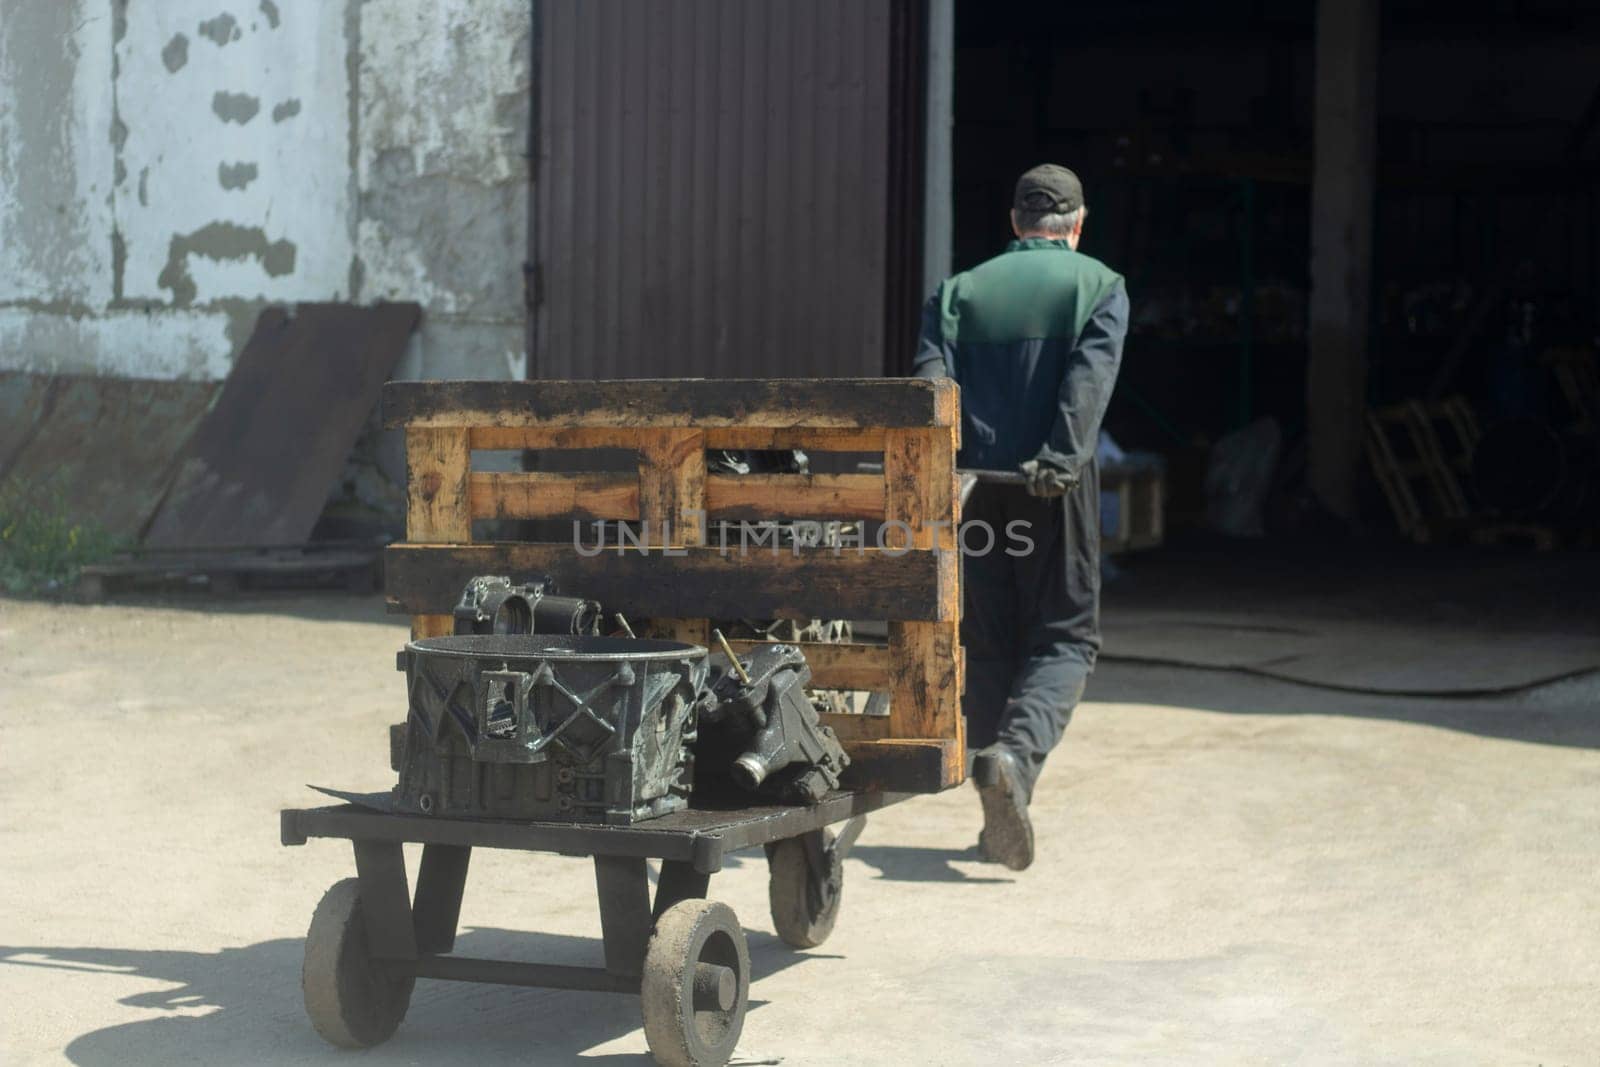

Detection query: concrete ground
xmin=1 ymin=593 xmax=1596 ymax=1065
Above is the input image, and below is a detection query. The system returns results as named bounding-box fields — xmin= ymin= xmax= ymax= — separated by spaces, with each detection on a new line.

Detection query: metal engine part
xmin=393 ymin=634 xmax=706 ymax=824
xmin=453 ymin=575 xmax=601 ymax=636
xmin=707 ymin=447 xmax=809 ymax=477
xmin=714 ymin=618 xmax=857 ymax=716
xmin=696 ymin=643 xmax=850 ymax=804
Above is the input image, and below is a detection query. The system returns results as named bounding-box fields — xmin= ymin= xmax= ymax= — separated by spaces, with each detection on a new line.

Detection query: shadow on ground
xmin=3 ymin=587 xmax=399 ymax=626
xmin=848 ymin=844 xmax=1013 ymax=885
xmin=1087 ymin=659 xmax=1600 ymax=750
xmin=1 ymin=925 xmax=812 ymax=1066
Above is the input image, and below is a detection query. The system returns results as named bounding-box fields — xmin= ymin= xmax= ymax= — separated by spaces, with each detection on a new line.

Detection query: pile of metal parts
xmin=713 ymin=617 xmax=855 ymax=716
xmin=389 ymin=575 xmax=850 ymax=824
xmin=452 ymin=574 xmax=601 ymax=636
xmin=695 ymin=639 xmax=850 ymax=804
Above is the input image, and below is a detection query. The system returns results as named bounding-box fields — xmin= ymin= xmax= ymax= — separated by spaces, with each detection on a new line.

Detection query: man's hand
xmin=1019 ymin=456 xmax=1078 ymax=498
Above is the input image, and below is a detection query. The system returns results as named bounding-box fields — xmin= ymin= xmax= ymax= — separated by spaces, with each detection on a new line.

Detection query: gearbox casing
xmin=392 ymin=634 xmax=706 ymax=824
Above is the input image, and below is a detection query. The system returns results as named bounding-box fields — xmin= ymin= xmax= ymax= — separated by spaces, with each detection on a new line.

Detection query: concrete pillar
xmin=1307 ymin=0 xmax=1379 ymax=519
xmin=921 ymin=0 xmax=954 ymax=297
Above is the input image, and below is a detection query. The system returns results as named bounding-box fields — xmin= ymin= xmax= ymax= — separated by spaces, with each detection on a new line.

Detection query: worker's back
xmin=924 ymin=238 xmax=1123 ymax=471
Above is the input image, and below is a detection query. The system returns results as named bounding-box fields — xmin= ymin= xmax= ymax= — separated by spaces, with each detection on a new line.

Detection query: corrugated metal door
xmin=531 ymin=0 xmax=921 ymax=380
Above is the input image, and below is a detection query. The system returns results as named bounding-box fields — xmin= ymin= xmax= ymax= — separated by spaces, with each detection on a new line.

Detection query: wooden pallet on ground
xmin=1469 ymin=521 xmax=1560 ymax=552
xmin=1365 ymin=396 xmax=1480 ymax=543
xmin=1545 ymin=346 xmax=1598 ymax=431
xmin=382 ymin=378 xmax=966 ymax=793
xmin=76 ymin=542 xmax=382 ymax=601
xmin=1102 ymin=457 xmax=1165 ymax=553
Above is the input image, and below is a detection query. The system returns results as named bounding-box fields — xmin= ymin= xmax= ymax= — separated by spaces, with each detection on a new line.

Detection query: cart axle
xmin=394 ymin=954 xmax=641 ymax=994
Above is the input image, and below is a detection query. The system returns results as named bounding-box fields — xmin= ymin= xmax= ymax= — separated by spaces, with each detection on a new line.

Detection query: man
xmin=914 ymin=164 xmax=1128 ymax=871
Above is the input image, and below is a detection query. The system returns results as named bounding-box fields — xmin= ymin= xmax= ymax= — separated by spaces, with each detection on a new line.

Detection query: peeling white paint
xmin=115 ymin=0 xmax=351 ymax=305
xmin=0 ymin=0 xmax=530 ymax=383
xmin=357 ymin=0 xmax=530 ymax=330
xmin=359 ymin=0 xmax=529 ymax=184
xmin=0 ymin=0 xmax=115 ymax=303
xmin=0 ymin=308 xmax=236 ymax=380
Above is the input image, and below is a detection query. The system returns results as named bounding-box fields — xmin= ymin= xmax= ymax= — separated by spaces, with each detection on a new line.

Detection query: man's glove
xmin=1019 ymin=456 xmax=1079 ymax=498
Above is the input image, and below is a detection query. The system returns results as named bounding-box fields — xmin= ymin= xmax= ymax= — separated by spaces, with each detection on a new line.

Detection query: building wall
xmin=0 ymin=0 xmax=531 ymax=384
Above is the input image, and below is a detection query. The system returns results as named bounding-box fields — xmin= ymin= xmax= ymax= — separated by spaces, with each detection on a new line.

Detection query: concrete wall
xmin=0 ymin=0 xmax=531 ymax=383
xmin=359 ymin=0 xmax=532 ymax=381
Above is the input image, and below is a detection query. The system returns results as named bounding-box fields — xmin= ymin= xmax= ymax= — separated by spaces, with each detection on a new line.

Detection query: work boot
xmin=973 ymin=745 xmax=1034 ymax=871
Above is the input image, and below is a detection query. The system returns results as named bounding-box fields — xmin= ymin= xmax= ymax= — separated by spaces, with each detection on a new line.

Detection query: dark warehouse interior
xmin=951 ymin=0 xmax=1600 ymax=539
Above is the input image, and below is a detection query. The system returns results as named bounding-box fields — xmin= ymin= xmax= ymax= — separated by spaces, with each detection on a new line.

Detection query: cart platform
xmin=281 ymin=789 xmax=903 ymax=872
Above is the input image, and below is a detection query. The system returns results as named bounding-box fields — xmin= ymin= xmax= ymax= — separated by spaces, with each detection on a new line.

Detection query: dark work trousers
xmin=960 ymin=462 xmax=1101 ymax=798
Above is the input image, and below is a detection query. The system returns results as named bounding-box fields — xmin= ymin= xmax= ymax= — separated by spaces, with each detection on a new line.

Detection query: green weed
xmin=0 ymin=479 xmax=125 ymax=595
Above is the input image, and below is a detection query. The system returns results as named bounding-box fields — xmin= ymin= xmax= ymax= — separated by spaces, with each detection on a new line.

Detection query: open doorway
xmin=947 ymin=0 xmax=1600 ymax=538
xmin=950 ymin=0 xmax=1317 ymax=460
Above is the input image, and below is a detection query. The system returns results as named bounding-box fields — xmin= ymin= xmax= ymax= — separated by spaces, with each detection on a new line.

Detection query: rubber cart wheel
xmin=641 ymin=899 xmax=750 ymax=1067
xmin=302 ymin=878 xmax=414 ymax=1048
xmin=767 ymin=829 xmax=842 ymax=949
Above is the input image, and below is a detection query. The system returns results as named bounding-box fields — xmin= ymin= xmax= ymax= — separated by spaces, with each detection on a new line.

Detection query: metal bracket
xmin=653 ymin=860 xmax=712 ymax=919
xmin=829 ymin=815 xmax=867 ymax=862
xmin=413 ymin=844 xmax=472 ymax=955
xmin=593 ymin=856 xmax=653 ymax=977
xmin=353 ymin=840 xmax=418 ymax=961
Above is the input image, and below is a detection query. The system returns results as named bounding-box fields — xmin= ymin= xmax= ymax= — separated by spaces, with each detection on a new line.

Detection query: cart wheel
xmin=302 ymin=878 xmax=414 ymax=1048
xmin=767 ymin=829 xmax=842 ymax=949
xmin=641 ymin=899 xmax=750 ymax=1067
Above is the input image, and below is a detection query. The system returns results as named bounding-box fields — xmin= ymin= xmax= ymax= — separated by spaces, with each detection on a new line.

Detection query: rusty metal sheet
xmin=531 ymin=0 xmax=913 ymax=381
xmin=0 ymin=372 xmax=218 ymax=541
xmin=142 ymin=302 xmax=420 ymax=548
xmin=0 ymin=371 xmax=55 ymax=475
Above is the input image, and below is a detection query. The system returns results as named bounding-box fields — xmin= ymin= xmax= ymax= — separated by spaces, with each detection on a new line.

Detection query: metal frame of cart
xmin=281 ymin=794 xmax=893 ymax=1063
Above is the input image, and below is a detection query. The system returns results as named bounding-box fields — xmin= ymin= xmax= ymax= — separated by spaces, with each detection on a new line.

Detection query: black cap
xmin=1013 ymin=164 xmax=1084 ymax=214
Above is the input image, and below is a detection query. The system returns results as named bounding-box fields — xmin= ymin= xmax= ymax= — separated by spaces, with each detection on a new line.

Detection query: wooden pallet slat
xmin=819 ymin=713 xmax=892 ymax=742
xmin=638 ymin=428 xmax=707 ymax=542
xmin=469 ymin=426 xmax=647 ymax=452
xmin=703 ymin=427 xmax=888 ymax=452
xmin=386 ymin=378 xmax=958 ymax=430
xmin=637 ymin=428 xmax=709 ymax=646
xmin=466 ymin=471 xmax=889 ymax=522
xmin=1366 ymin=395 xmax=1483 ymax=543
xmin=468 ymin=425 xmax=890 ymax=453
xmin=470 ymin=471 xmax=641 ymax=521
xmin=406 ymin=427 xmax=472 ymax=542
xmin=726 ymin=640 xmax=892 ymax=691
xmin=882 ymin=426 xmax=963 ymax=750
xmin=386 ymin=544 xmax=951 ymax=623
xmin=839 ymin=739 xmax=961 ymax=792
xmin=703 ymin=473 xmax=884 ymax=520
xmin=405 ymin=426 xmax=472 ymax=638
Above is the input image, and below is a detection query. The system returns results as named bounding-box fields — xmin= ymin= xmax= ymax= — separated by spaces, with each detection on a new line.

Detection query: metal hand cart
xmin=281 ymin=790 xmax=895 ymax=1065
xmin=282 ymin=379 xmax=966 ymax=1066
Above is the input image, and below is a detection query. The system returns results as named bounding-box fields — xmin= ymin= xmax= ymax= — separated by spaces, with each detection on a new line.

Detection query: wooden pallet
xmin=1469 ymin=521 xmax=1560 ymax=552
xmin=1365 ymin=396 xmax=1480 ymax=543
xmin=1545 ymin=346 xmax=1598 ymax=431
xmin=76 ymin=543 xmax=381 ymax=601
xmin=1101 ymin=458 xmax=1165 ymax=554
xmin=382 ymin=379 xmax=965 ymax=792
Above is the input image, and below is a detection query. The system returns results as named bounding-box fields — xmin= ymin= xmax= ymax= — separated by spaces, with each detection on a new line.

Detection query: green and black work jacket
xmin=913 ymin=237 xmax=1128 ymax=477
